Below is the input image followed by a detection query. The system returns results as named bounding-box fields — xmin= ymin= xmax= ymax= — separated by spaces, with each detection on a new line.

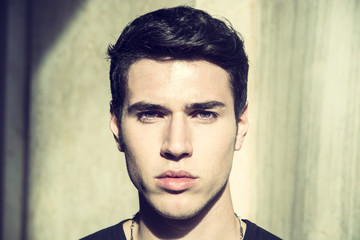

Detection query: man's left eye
xmin=194 ymin=111 xmax=218 ymax=121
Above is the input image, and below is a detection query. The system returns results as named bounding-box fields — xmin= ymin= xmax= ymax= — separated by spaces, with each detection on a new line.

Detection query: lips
xmin=156 ymin=170 xmax=198 ymax=192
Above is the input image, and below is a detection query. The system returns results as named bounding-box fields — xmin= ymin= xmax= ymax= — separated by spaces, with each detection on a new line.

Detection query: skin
xmin=110 ymin=59 xmax=248 ymax=239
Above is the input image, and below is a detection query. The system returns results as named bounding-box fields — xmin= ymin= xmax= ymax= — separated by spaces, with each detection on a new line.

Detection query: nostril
xmin=161 ymin=152 xmax=175 ymax=160
xmin=160 ymin=152 xmax=191 ymax=161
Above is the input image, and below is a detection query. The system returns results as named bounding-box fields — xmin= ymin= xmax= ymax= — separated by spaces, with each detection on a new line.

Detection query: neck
xmin=134 ymin=182 xmax=240 ymax=240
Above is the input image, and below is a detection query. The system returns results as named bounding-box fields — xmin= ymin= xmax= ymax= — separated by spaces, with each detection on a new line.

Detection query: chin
xmin=156 ymin=206 xmax=203 ymax=220
xmin=141 ymin=180 xmax=229 ymax=221
xmin=149 ymin=193 xmax=218 ymax=221
xmin=142 ymin=194 xmax=203 ymax=220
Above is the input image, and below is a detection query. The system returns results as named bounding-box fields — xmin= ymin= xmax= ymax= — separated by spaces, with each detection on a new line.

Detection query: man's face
xmin=110 ymin=59 xmax=248 ymax=219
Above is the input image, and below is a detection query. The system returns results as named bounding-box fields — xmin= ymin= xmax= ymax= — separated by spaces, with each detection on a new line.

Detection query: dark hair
xmin=108 ymin=6 xmax=248 ymax=123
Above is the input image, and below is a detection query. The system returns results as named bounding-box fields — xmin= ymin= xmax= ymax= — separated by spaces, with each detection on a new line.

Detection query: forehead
xmin=126 ymin=59 xmax=233 ymax=106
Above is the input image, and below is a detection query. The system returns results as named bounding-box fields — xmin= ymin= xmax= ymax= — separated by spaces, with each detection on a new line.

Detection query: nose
xmin=160 ymin=114 xmax=193 ymax=161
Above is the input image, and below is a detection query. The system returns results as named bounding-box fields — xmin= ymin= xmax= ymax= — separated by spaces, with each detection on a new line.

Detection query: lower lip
xmin=156 ymin=177 xmax=197 ymax=192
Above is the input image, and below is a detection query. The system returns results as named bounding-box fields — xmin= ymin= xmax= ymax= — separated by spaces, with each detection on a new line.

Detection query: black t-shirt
xmin=80 ymin=219 xmax=282 ymax=240
xmin=242 ymin=220 xmax=282 ymax=240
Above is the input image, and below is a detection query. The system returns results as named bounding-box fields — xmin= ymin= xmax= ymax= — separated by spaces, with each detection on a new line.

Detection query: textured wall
xmin=252 ymin=1 xmax=360 ymax=239
xmin=1 ymin=0 xmax=29 ymax=239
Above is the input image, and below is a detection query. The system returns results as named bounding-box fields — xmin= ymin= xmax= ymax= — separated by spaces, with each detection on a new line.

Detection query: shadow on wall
xmin=31 ymin=0 xmax=87 ymax=72
xmin=0 ymin=0 xmax=8 ymax=239
xmin=1 ymin=0 xmax=85 ymax=239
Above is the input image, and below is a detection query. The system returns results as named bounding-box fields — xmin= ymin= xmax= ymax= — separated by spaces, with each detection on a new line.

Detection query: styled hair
xmin=108 ymin=6 xmax=248 ymax=124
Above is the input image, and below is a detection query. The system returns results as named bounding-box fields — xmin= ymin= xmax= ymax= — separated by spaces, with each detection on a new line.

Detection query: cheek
xmin=124 ymin=146 xmax=156 ymax=193
xmin=194 ymin=123 xmax=236 ymax=170
xmin=122 ymin=120 xmax=159 ymax=156
xmin=195 ymin=122 xmax=237 ymax=152
xmin=121 ymin=124 xmax=160 ymax=189
xmin=123 ymin=149 xmax=142 ymax=187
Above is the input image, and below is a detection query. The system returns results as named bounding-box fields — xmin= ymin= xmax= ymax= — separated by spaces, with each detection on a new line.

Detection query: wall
xmin=1 ymin=0 xmax=359 ymax=239
xmin=252 ymin=1 xmax=360 ymax=239
xmin=1 ymin=0 xmax=30 ymax=239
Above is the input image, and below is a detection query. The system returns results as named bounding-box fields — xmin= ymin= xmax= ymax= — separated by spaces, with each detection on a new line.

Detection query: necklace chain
xmin=130 ymin=212 xmax=244 ymax=240
xmin=235 ymin=213 xmax=244 ymax=240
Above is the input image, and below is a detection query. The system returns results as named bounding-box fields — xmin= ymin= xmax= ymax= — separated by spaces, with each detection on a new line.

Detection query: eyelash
xmin=137 ymin=111 xmax=164 ymax=123
xmin=192 ymin=111 xmax=218 ymax=121
xmin=136 ymin=110 xmax=219 ymax=123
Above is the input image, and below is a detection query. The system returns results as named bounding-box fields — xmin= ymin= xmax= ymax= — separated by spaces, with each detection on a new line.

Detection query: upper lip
xmin=156 ymin=170 xmax=197 ymax=179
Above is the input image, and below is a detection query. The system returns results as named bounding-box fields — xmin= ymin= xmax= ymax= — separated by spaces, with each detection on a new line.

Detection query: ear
xmin=109 ymin=102 xmax=124 ymax=152
xmin=234 ymin=103 xmax=249 ymax=151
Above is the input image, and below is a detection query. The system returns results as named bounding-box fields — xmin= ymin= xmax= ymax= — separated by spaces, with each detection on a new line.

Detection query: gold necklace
xmin=130 ymin=212 xmax=244 ymax=240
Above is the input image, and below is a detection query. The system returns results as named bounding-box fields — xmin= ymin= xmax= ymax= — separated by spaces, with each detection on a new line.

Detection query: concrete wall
xmin=1 ymin=0 xmax=359 ymax=239
xmin=252 ymin=1 xmax=360 ymax=239
xmin=1 ymin=0 xmax=30 ymax=239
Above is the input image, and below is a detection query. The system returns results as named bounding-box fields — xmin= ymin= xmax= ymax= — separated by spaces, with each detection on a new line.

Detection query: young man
xmin=82 ymin=6 xmax=281 ymax=240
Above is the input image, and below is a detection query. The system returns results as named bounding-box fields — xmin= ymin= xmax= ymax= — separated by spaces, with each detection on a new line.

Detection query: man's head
xmin=108 ymin=6 xmax=248 ymax=124
xmin=108 ymin=6 xmax=249 ymax=220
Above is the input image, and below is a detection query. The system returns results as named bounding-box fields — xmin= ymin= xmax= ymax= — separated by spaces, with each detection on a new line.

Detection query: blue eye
xmin=194 ymin=111 xmax=218 ymax=121
xmin=137 ymin=111 xmax=162 ymax=123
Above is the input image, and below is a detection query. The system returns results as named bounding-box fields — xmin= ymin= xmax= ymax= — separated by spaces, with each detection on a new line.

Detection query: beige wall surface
xmin=252 ymin=1 xmax=360 ymax=239
xmin=2 ymin=0 xmax=359 ymax=240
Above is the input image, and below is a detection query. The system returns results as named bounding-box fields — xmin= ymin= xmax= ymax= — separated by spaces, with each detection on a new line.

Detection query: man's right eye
xmin=137 ymin=111 xmax=162 ymax=123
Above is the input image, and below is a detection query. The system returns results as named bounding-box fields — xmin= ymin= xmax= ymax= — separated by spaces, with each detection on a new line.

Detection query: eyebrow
xmin=127 ymin=102 xmax=170 ymax=114
xmin=126 ymin=101 xmax=225 ymax=114
xmin=185 ymin=101 xmax=225 ymax=110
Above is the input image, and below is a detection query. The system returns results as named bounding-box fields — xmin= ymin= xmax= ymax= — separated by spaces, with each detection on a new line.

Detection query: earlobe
xmin=110 ymin=114 xmax=124 ymax=152
xmin=234 ymin=104 xmax=249 ymax=151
